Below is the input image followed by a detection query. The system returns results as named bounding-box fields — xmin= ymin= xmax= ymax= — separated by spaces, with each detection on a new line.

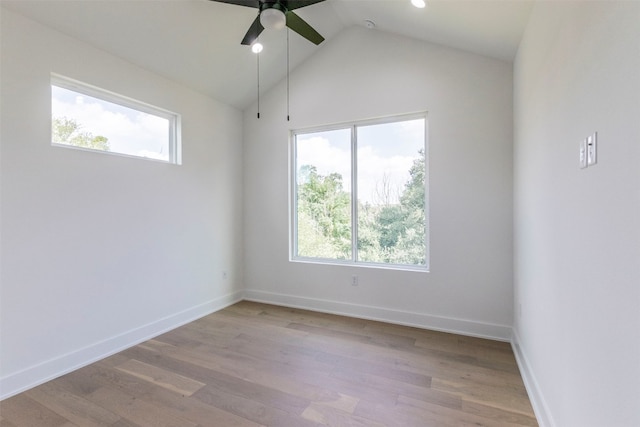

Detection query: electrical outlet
xmin=519 ymin=303 xmax=522 ymax=319
xmin=351 ymin=275 xmax=358 ymax=286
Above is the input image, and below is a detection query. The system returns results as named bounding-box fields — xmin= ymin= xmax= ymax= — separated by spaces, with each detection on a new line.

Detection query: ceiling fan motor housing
xmin=259 ymin=0 xmax=287 ymax=13
xmin=210 ymin=0 xmax=325 ymax=46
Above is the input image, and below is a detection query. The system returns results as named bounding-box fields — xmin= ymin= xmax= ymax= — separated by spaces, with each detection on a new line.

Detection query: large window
xmin=292 ymin=114 xmax=428 ymax=269
xmin=51 ymin=74 xmax=181 ymax=164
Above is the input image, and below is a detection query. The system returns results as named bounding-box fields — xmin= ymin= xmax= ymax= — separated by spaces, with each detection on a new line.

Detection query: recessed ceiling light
xmin=411 ymin=0 xmax=426 ymax=8
xmin=251 ymin=42 xmax=263 ymax=54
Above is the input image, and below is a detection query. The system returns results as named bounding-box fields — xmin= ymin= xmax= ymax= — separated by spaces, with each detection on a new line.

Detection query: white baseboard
xmin=1 ymin=289 xmax=515 ymax=401
xmin=511 ymin=329 xmax=555 ymax=427
xmin=244 ymin=289 xmax=512 ymax=341
xmin=0 ymin=291 xmax=243 ymax=400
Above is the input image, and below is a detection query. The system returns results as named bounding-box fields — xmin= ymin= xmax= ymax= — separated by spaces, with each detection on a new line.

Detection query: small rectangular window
xmin=51 ymin=74 xmax=181 ymax=164
xmin=292 ymin=114 xmax=428 ymax=270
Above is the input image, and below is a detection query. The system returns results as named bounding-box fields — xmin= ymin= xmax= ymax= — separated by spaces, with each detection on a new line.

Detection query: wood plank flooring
xmin=0 ymin=301 xmax=538 ymax=426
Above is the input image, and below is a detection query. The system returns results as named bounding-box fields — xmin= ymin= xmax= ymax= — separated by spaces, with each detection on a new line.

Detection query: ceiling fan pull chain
xmin=287 ymin=28 xmax=290 ymax=122
xmin=257 ymin=43 xmax=260 ymax=119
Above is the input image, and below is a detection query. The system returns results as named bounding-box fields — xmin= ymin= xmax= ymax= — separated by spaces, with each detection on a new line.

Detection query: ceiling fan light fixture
xmin=411 ymin=0 xmax=426 ymax=8
xmin=260 ymin=8 xmax=286 ymax=30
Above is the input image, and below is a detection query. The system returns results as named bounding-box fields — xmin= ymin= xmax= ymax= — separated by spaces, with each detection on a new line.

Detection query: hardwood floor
xmin=0 ymin=301 xmax=538 ymax=426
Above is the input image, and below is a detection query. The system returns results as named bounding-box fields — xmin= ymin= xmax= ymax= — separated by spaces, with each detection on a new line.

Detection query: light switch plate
xmin=587 ymin=132 xmax=597 ymax=166
xmin=579 ymin=138 xmax=588 ymax=169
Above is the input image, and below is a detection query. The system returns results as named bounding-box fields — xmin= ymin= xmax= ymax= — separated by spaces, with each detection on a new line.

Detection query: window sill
xmin=290 ymin=257 xmax=430 ymax=273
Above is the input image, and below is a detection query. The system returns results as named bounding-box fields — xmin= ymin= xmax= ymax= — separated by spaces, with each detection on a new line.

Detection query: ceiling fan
xmin=210 ymin=0 xmax=326 ymax=46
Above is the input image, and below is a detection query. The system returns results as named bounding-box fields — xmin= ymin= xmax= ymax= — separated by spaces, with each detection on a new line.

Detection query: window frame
xmin=50 ymin=73 xmax=182 ymax=164
xmin=290 ymin=112 xmax=429 ymax=272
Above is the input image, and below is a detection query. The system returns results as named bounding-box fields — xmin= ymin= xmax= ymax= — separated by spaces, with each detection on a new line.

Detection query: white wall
xmin=243 ymin=27 xmax=514 ymax=339
xmin=0 ymin=8 xmax=244 ymax=398
xmin=513 ymin=2 xmax=640 ymax=426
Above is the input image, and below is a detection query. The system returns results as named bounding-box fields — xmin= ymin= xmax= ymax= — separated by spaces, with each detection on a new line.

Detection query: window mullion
xmin=351 ymin=125 xmax=358 ymax=263
xmin=291 ymin=134 xmax=299 ymax=259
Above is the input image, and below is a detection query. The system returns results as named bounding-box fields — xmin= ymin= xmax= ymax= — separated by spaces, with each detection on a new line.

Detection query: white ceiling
xmin=1 ymin=0 xmax=534 ymax=110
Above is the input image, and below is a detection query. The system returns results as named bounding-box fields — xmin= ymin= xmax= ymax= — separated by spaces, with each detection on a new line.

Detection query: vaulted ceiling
xmin=1 ymin=0 xmax=534 ymax=110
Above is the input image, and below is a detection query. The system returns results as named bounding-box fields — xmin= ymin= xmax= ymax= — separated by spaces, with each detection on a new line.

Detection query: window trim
xmin=51 ymin=73 xmax=181 ymax=164
xmin=290 ymin=112 xmax=430 ymax=272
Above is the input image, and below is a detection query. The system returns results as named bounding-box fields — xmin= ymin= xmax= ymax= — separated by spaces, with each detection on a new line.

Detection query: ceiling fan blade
xmin=241 ymin=15 xmax=265 ymax=45
xmin=284 ymin=0 xmax=325 ymax=11
xmin=286 ymin=11 xmax=324 ymax=45
xmin=209 ymin=0 xmax=259 ymax=8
